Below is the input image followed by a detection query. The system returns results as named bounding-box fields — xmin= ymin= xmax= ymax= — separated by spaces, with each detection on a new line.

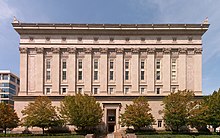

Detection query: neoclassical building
xmin=12 ymin=18 xmax=209 ymax=132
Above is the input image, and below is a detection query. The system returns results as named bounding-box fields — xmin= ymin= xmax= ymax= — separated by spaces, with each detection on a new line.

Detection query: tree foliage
xmin=163 ymin=90 xmax=194 ymax=132
xmin=204 ymin=88 xmax=220 ymax=132
xmin=120 ymin=97 xmax=154 ymax=130
xmin=21 ymin=96 xmax=62 ymax=134
xmin=0 ymin=103 xmax=19 ymax=134
xmin=60 ymin=94 xmax=103 ymax=131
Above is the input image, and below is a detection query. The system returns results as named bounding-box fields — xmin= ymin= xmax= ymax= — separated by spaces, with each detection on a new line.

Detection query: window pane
xmin=141 ymin=62 xmax=145 ymax=69
xmin=125 ymin=71 xmax=129 ymax=80
xmin=110 ymin=71 xmax=114 ymax=80
xmin=62 ymin=71 xmax=66 ymax=80
xmin=110 ymin=62 xmax=114 ymax=69
xmin=46 ymin=60 xmax=50 ymax=69
xmin=78 ymin=71 xmax=82 ymax=80
xmin=125 ymin=62 xmax=129 ymax=69
xmin=141 ymin=71 xmax=144 ymax=80
xmin=46 ymin=71 xmax=50 ymax=80
xmin=63 ymin=61 xmax=67 ymax=69
xmin=94 ymin=61 xmax=98 ymax=69
xmin=156 ymin=71 xmax=160 ymax=80
xmin=78 ymin=60 xmax=82 ymax=69
xmin=94 ymin=71 xmax=98 ymax=80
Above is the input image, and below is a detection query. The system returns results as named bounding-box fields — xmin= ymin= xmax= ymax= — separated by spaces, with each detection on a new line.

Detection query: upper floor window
xmin=156 ymin=59 xmax=161 ymax=81
xmin=2 ymin=75 xmax=8 ymax=80
xmin=78 ymin=59 xmax=83 ymax=80
xmin=93 ymin=59 xmax=99 ymax=81
xmin=10 ymin=76 xmax=15 ymax=82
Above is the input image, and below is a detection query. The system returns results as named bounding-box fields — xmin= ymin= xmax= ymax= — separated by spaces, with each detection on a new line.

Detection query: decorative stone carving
xmin=187 ymin=49 xmax=195 ymax=55
xmin=146 ymin=48 xmax=155 ymax=54
xmin=194 ymin=48 xmax=202 ymax=54
xmin=99 ymin=48 xmax=108 ymax=53
xmin=116 ymin=48 xmax=124 ymax=53
xmin=51 ymin=47 xmax=60 ymax=54
xmin=178 ymin=48 xmax=187 ymax=54
xmin=67 ymin=47 xmax=76 ymax=54
xmin=35 ymin=47 xmax=44 ymax=54
xmin=84 ymin=48 xmax=92 ymax=53
xmin=163 ymin=48 xmax=171 ymax=54
xmin=19 ymin=47 xmax=28 ymax=54
xmin=131 ymin=48 xmax=140 ymax=53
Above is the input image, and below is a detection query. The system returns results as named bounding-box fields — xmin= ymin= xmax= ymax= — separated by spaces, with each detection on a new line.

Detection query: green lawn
xmin=138 ymin=135 xmax=220 ymax=138
xmin=0 ymin=135 xmax=84 ymax=138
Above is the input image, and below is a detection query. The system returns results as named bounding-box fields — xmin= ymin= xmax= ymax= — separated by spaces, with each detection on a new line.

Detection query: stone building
xmin=12 ymin=18 xmax=209 ymax=132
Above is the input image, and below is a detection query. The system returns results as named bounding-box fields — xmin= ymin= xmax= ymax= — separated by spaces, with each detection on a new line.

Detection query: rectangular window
xmin=46 ymin=88 xmax=51 ymax=94
xmin=62 ymin=88 xmax=67 ymax=94
xmin=125 ymin=87 xmax=129 ymax=94
xmin=171 ymin=59 xmax=177 ymax=81
xmin=3 ymin=75 xmax=8 ymax=80
xmin=110 ymin=62 xmax=114 ymax=69
xmin=141 ymin=71 xmax=145 ymax=80
xmin=94 ymin=71 xmax=98 ymax=80
xmin=125 ymin=61 xmax=129 ymax=69
xmin=156 ymin=88 xmax=160 ymax=94
xmin=156 ymin=71 xmax=160 ymax=80
xmin=78 ymin=60 xmax=82 ymax=69
xmin=125 ymin=71 xmax=129 ymax=80
xmin=158 ymin=120 xmax=162 ymax=128
xmin=62 ymin=60 xmax=67 ymax=69
xmin=110 ymin=71 xmax=114 ymax=80
xmin=109 ymin=88 xmax=114 ymax=94
xmin=46 ymin=60 xmax=50 ymax=69
xmin=93 ymin=88 xmax=98 ymax=94
xmin=78 ymin=71 xmax=82 ymax=80
xmin=156 ymin=60 xmax=160 ymax=69
xmin=78 ymin=88 xmax=82 ymax=93
xmin=94 ymin=61 xmax=98 ymax=69
xmin=141 ymin=88 xmax=145 ymax=94
xmin=62 ymin=71 xmax=66 ymax=80
xmin=10 ymin=76 xmax=15 ymax=82
xmin=46 ymin=71 xmax=51 ymax=80
xmin=141 ymin=61 xmax=145 ymax=69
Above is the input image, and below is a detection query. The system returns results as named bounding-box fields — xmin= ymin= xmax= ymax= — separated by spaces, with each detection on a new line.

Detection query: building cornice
xmin=12 ymin=22 xmax=209 ymax=36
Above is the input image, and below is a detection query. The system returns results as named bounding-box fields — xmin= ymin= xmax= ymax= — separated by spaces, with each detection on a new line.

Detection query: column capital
xmin=194 ymin=48 xmax=202 ymax=54
xmin=35 ymin=47 xmax=44 ymax=54
xmin=116 ymin=48 xmax=124 ymax=53
xmin=131 ymin=48 xmax=140 ymax=53
xmin=99 ymin=48 xmax=108 ymax=53
xmin=19 ymin=47 xmax=28 ymax=54
xmin=67 ymin=47 xmax=76 ymax=54
xmin=163 ymin=48 xmax=171 ymax=54
xmin=51 ymin=47 xmax=60 ymax=54
xmin=147 ymin=48 xmax=155 ymax=54
xmin=178 ymin=48 xmax=187 ymax=54
xmin=84 ymin=47 xmax=92 ymax=53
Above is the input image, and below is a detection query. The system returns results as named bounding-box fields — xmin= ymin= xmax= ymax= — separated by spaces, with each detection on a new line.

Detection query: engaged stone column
xmin=35 ymin=47 xmax=44 ymax=95
xmin=194 ymin=48 xmax=202 ymax=95
xmin=131 ymin=48 xmax=139 ymax=94
xmin=19 ymin=47 xmax=28 ymax=96
xmin=115 ymin=48 xmax=124 ymax=94
xmin=147 ymin=48 xmax=155 ymax=94
xmin=178 ymin=48 xmax=187 ymax=90
xmin=67 ymin=47 xmax=76 ymax=95
xmin=51 ymin=47 xmax=60 ymax=95
xmin=99 ymin=48 xmax=108 ymax=95
xmin=162 ymin=48 xmax=171 ymax=93
xmin=84 ymin=48 xmax=92 ymax=95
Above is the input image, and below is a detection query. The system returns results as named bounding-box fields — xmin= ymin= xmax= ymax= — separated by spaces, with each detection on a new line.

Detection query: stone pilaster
xmin=19 ymin=47 xmax=28 ymax=96
xmin=115 ymin=48 xmax=124 ymax=94
xmin=83 ymin=48 xmax=92 ymax=95
xmin=67 ymin=47 xmax=76 ymax=95
xmin=35 ymin=47 xmax=44 ymax=95
xmin=99 ymin=48 xmax=108 ymax=95
xmin=162 ymin=48 xmax=171 ymax=93
xmin=178 ymin=48 xmax=187 ymax=90
xmin=194 ymin=48 xmax=202 ymax=95
xmin=51 ymin=47 xmax=60 ymax=95
xmin=131 ymin=48 xmax=139 ymax=94
xmin=147 ymin=48 xmax=155 ymax=93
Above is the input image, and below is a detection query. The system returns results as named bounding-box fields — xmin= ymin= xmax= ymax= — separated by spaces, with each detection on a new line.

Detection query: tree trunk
xmin=4 ymin=127 xmax=6 ymax=135
xmin=42 ymin=127 xmax=44 ymax=134
xmin=214 ymin=127 xmax=216 ymax=133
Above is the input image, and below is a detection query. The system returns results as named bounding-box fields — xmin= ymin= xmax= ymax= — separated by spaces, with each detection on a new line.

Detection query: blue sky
xmin=0 ymin=0 xmax=219 ymax=95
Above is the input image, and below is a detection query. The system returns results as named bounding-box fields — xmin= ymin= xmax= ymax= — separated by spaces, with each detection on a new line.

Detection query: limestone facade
xmin=12 ymin=21 xmax=209 ymax=132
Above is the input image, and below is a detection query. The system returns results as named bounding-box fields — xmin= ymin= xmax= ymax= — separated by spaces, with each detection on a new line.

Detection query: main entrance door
xmin=107 ymin=109 xmax=116 ymax=133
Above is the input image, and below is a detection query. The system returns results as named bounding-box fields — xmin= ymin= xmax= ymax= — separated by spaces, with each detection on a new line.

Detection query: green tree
xmin=120 ymin=97 xmax=154 ymax=131
xmin=163 ymin=90 xmax=194 ymax=132
xmin=60 ymin=94 xmax=103 ymax=131
xmin=204 ymin=88 xmax=220 ymax=132
xmin=0 ymin=103 xmax=19 ymax=134
xmin=21 ymin=96 xmax=62 ymax=134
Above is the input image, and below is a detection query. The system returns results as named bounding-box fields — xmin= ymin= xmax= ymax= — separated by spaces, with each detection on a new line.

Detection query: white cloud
xmin=0 ymin=0 xmax=16 ymax=20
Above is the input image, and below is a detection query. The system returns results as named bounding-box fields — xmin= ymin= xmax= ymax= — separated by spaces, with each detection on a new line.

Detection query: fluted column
xmin=178 ymin=48 xmax=187 ymax=90
xmin=162 ymin=48 xmax=171 ymax=93
xmin=67 ymin=47 xmax=76 ymax=95
xmin=115 ymin=48 xmax=124 ymax=94
xmin=147 ymin=48 xmax=155 ymax=93
xmin=35 ymin=47 xmax=44 ymax=95
xmin=51 ymin=47 xmax=60 ymax=95
xmin=99 ymin=48 xmax=108 ymax=95
xmin=19 ymin=47 xmax=28 ymax=96
xmin=84 ymin=48 xmax=92 ymax=95
xmin=194 ymin=48 xmax=202 ymax=95
xmin=131 ymin=48 xmax=139 ymax=94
